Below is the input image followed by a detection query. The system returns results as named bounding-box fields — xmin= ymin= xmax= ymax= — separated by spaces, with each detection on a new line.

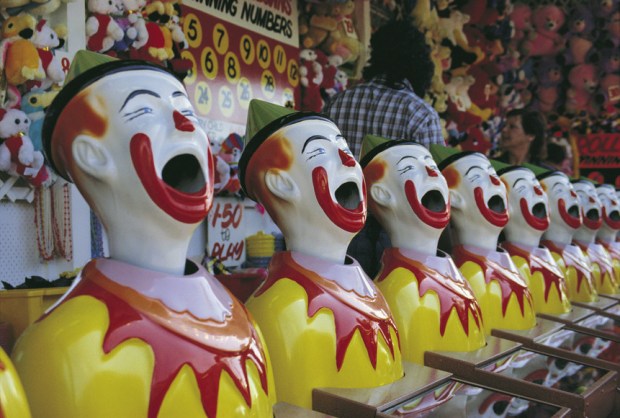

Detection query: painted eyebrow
xmin=301 ymin=135 xmax=330 ymax=153
xmin=397 ymin=155 xmax=417 ymax=164
xmin=551 ymin=182 xmax=565 ymax=191
xmin=465 ymin=165 xmax=484 ymax=176
xmin=120 ymin=89 xmax=161 ymax=112
xmin=513 ymin=177 xmax=527 ymax=188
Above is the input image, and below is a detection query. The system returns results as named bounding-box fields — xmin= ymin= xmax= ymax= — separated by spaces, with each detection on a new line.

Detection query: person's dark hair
xmin=546 ymin=142 xmax=567 ymax=164
xmin=363 ymin=19 xmax=434 ymax=97
xmin=506 ymin=108 xmax=548 ymax=161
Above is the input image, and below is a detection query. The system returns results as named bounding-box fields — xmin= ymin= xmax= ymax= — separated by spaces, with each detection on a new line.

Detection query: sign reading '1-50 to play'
xmin=181 ymin=0 xmax=300 ymax=125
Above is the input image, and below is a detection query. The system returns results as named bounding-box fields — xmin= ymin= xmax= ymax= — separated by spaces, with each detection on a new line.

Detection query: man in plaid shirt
xmin=323 ymin=21 xmax=445 ymax=160
xmin=323 ymin=19 xmax=445 ymax=278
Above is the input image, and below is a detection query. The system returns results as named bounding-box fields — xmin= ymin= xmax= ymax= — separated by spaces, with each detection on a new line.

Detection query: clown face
xmin=372 ymin=144 xmax=449 ymax=230
xmin=446 ymin=153 xmax=508 ymax=230
xmin=501 ymin=168 xmax=550 ymax=240
xmin=73 ymin=70 xmax=213 ymax=226
xmin=573 ymin=181 xmax=603 ymax=232
xmin=277 ymin=119 xmax=366 ymax=234
xmin=540 ymin=173 xmax=582 ymax=234
xmin=597 ymin=185 xmax=620 ymax=234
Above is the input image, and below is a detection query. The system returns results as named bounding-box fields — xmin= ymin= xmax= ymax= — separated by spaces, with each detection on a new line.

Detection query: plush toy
xmin=521 ymin=5 xmax=566 ymax=57
xmin=461 ymin=0 xmax=487 ymax=25
xmin=216 ymin=133 xmax=243 ymax=195
xmin=299 ymin=48 xmax=323 ymax=112
xmin=300 ymin=2 xmax=336 ymax=49
xmin=321 ymin=0 xmax=361 ymax=65
xmin=566 ymin=63 xmax=599 ymax=115
xmin=410 ymin=0 xmax=439 ymax=31
xmin=30 ymin=19 xmax=66 ymax=90
xmin=0 ymin=13 xmax=45 ymax=86
xmin=467 ymin=63 xmax=499 ymax=120
xmin=534 ymin=57 xmax=563 ymax=113
xmin=563 ymin=5 xmax=596 ymax=65
xmin=86 ymin=0 xmax=124 ymax=53
xmin=0 ymin=108 xmax=48 ymax=186
xmin=603 ymin=9 xmax=620 ymax=48
xmin=0 ymin=0 xmax=65 ymax=17
xmin=509 ymin=3 xmax=532 ymax=44
xmin=128 ymin=0 xmax=170 ymax=62
xmin=445 ymin=74 xmax=483 ymax=132
xmin=21 ymin=88 xmax=59 ymax=152
xmin=599 ymin=47 xmax=620 ymax=76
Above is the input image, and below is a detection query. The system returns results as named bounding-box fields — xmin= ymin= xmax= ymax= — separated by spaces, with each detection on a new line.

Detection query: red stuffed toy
xmin=521 ymin=5 xmax=566 ymax=57
xmin=566 ymin=63 xmax=599 ymax=115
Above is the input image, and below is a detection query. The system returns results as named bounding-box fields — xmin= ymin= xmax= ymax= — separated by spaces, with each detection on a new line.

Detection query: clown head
xmin=361 ymin=136 xmax=449 ymax=254
xmin=42 ymin=51 xmax=213 ymax=274
xmin=596 ymin=184 xmax=620 ymax=243
xmin=239 ymin=100 xmax=365 ymax=264
xmin=572 ymin=179 xmax=602 ymax=244
xmin=539 ymin=171 xmax=582 ymax=245
xmin=498 ymin=166 xmax=549 ymax=247
xmin=432 ymin=147 xmax=508 ymax=251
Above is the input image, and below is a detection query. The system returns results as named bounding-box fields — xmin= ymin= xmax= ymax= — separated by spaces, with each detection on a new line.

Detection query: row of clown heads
xmin=0 ymin=50 xmax=619 ymax=418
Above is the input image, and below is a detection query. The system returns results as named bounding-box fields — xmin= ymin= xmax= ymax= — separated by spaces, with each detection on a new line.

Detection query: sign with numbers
xmin=182 ymin=0 xmax=300 ymax=125
xmin=207 ymin=197 xmax=246 ymax=267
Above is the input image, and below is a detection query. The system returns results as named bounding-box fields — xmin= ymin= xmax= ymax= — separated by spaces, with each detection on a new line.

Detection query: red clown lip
xmin=404 ymin=180 xmax=450 ymax=229
xmin=558 ymin=199 xmax=581 ymax=229
xmin=474 ymin=186 xmax=508 ymax=227
xmin=130 ymin=133 xmax=213 ymax=224
xmin=312 ymin=166 xmax=366 ymax=233
xmin=603 ymin=207 xmax=620 ymax=230
xmin=582 ymin=208 xmax=603 ymax=230
xmin=520 ymin=198 xmax=549 ymax=231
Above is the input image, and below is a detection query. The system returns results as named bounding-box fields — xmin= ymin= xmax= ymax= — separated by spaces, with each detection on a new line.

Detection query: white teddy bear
xmin=86 ymin=0 xmax=124 ymax=53
xmin=0 ymin=108 xmax=48 ymax=186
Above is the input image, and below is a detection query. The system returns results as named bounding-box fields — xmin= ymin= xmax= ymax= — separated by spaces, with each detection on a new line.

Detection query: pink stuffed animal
xmin=299 ymin=48 xmax=324 ymax=112
xmin=521 ymin=5 xmax=566 ymax=57
xmin=566 ymin=63 xmax=599 ymax=115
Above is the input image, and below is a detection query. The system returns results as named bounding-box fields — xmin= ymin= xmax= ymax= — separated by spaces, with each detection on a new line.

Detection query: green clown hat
xmin=238 ymin=99 xmax=334 ymax=200
xmin=522 ymin=163 xmax=551 ymax=178
xmin=42 ymin=50 xmax=178 ymax=181
xmin=359 ymin=134 xmax=422 ymax=168
xmin=490 ymin=159 xmax=511 ymax=175
xmin=429 ymin=144 xmax=481 ymax=171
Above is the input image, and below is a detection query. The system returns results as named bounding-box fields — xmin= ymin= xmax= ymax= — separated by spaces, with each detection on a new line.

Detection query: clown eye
xmin=468 ymin=174 xmax=481 ymax=182
xmin=180 ymin=109 xmax=198 ymax=120
xmin=516 ymin=186 xmax=526 ymax=193
xmin=398 ymin=165 xmax=414 ymax=175
xmin=306 ymin=148 xmax=325 ymax=160
xmin=123 ymin=107 xmax=153 ymax=121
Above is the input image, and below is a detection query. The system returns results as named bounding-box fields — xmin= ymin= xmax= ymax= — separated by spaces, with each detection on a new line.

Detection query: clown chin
xmin=335 ymin=181 xmax=361 ymax=210
xmin=162 ymin=154 xmax=206 ymax=194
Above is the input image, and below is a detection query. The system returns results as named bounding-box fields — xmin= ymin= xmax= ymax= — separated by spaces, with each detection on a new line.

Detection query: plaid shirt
xmin=323 ymin=75 xmax=445 ymax=159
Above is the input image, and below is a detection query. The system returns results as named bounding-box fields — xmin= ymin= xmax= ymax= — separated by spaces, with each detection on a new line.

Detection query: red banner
xmin=576 ymin=133 xmax=620 ymax=187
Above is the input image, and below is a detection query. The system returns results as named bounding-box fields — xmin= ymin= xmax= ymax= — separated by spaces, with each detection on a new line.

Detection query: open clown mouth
xmin=312 ymin=167 xmax=366 ymax=233
xmin=520 ymin=199 xmax=549 ymax=231
xmin=405 ymin=180 xmax=449 ymax=229
xmin=558 ymin=199 xmax=582 ymax=229
xmin=583 ymin=208 xmax=603 ymax=229
xmin=162 ymin=154 xmax=206 ymax=194
xmin=130 ymin=133 xmax=213 ymax=224
xmin=603 ymin=208 xmax=620 ymax=229
xmin=335 ymin=181 xmax=361 ymax=210
xmin=474 ymin=187 xmax=508 ymax=227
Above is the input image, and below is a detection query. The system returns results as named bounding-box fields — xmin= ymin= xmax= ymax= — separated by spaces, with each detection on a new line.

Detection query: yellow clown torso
xmin=452 ymin=245 xmax=536 ymax=334
xmin=12 ymin=258 xmax=274 ymax=418
xmin=501 ymin=242 xmax=571 ymax=315
xmin=598 ymin=240 xmax=620 ymax=293
xmin=0 ymin=348 xmax=31 ymax=418
xmin=541 ymin=240 xmax=598 ymax=303
xmin=246 ymin=251 xmax=403 ymax=408
xmin=574 ymin=241 xmax=619 ymax=295
xmin=375 ymin=248 xmax=485 ymax=364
